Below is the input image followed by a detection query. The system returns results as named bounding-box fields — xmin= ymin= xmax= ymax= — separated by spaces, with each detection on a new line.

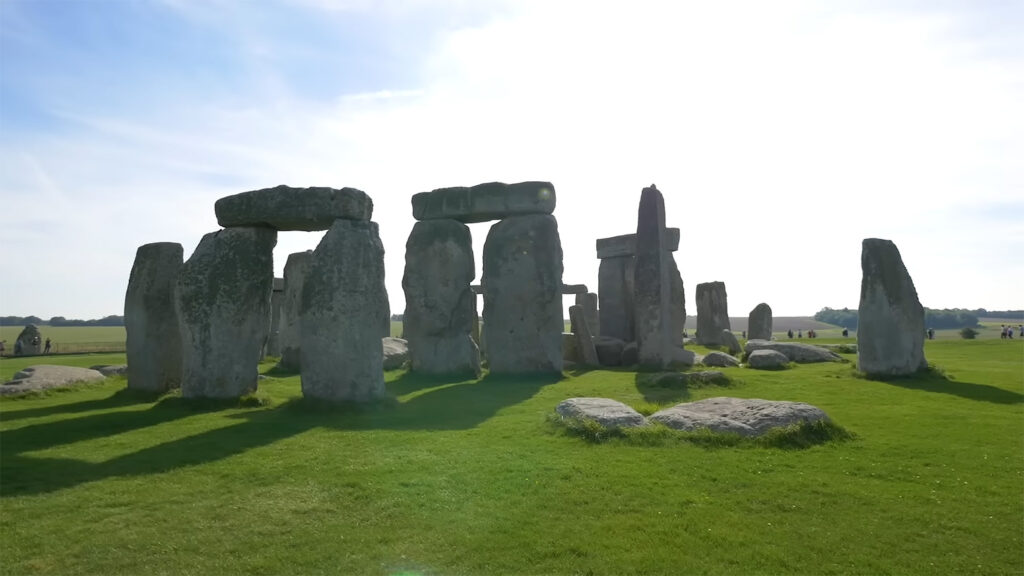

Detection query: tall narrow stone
xmin=301 ymin=219 xmax=388 ymax=402
xmin=748 ymin=303 xmax=773 ymax=341
xmin=569 ymin=305 xmax=600 ymax=366
xmin=264 ymin=278 xmax=284 ymax=358
xmin=278 ymin=251 xmax=312 ymax=371
xmin=598 ymin=256 xmax=634 ymax=341
xmin=125 ymin=242 xmax=183 ymax=392
xmin=402 ymin=219 xmax=480 ymax=376
xmin=668 ymin=255 xmax=685 ymax=347
xmin=634 ymin=186 xmax=673 ymax=368
xmin=575 ymin=292 xmax=600 ymax=337
xmin=695 ymin=281 xmax=731 ymax=346
xmin=482 ymin=214 xmax=563 ymax=373
xmin=857 ymin=238 xmax=927 ymax=376
xmin=176 ymin=227 xmax=277 ymax=398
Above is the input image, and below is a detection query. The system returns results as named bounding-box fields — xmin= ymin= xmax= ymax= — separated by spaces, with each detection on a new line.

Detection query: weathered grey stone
xmin=556 ymin=397 xmax=648 ymax=429
xmin=1 ymin=365 xmax=105 ymax=396
xmin=634 ymin=185 xmax=673 ymax=369
xmin=747 ymin=303 xmax=772 ymax=341
xmin=669 ymin=255 xmax=685 ymax=347
xmin=470 ymin=284 xmax=483 ymax=295
xmin=598 ymin=256 xmax=634 ymax=341
xmin=91 ymin=364 xmax=128 ymax=377
xmin=747 ymin=349 xmax=790 ymax=369
xmin=561 ymin=284 xmax=588 ymax=295
xmin=215 ymin=185 xmax=372 ymax=230
xmin=575 ymin=292 xmax=600 ymax=337
xmin=595 ymin=228 xmax=680 ymax=259
xmin=593 ymin=336 xmax=625 ymax=366
xmin=744 ymin=340 xmax=843 ymax=363
xmin=14 ymin=325 xmax=42 ymax=355
xmin=124 ymin=242 xmax=183 ymax=392
xmin=702 ymin=351 xmax=740 ymax=368
xmin=651 ymin=397 xmax=828 ymax=436
xmin=301 ymin=219 xmax=388 ymax=402
xmin=569 ymin=305 xmax=599 ymax=367
xmin=264 ymin=278 xmax=284 ymax=358
xmin=670 ymin=347 xmax=697 ymax=367
xmin=858 ymin=238 xmax=927 ymax=376
xmin=412 ymin=181 xmax=556 ymax=223
xmin=621 ymin=341 xmax=639 ymax=366
xmin=382 ymin=337 xmax=409 ymax=371
xmin=177 ymin=227 xmax=276 ymax=398
xmin=482 ymin=214 xmax=563 ymax=374
xmin=278 ymin=251 xmax=312 ymax=372
xmin=402 ymin=219 xmax=480 ymax=377
xmin=562 ymin=333 xmax=580 ymax=363
xmin=721 ymin=329 xmax=742 ymax=355
xmin=695 ymin=281 xmax=731 ymax=346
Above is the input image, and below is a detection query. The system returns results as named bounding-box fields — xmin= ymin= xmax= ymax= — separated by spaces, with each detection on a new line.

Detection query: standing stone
xmin=125 ymin=242 xmax=183 ymax=392
xmin=176 ymin=227 xmax=277 ymax=398
xmin=858 ymin=238 xmax=927 ymax=376
xmin=301 ymin=219 xmax=388 ymax=401
xmin=696 ymin=281 xmax=731 ymax=346
xmin=721 ymin=329 xmax=742 ymax=356
xmin=14 ymin=325 xmax=43 ymax=355
xmin=668 ymin=255 xmax=685 ymax=347
xmin=748 ymin=303 xmax=773 ymax=341
xmin=598 ymin=256 xmax=634 ymax=341
xmin=402 ymin=219 xmax=480 ymax=377
xmin=633 ymin=185 xmax=673 ymax=369
xmin=482 ymin=214 xmax=563 ymax=374
xmin=575 ymin=292 xmax=600 ymax=337
xmin=278 ymin=251 xmax=312 ymax=371
xmin=569 ymin=305 xmax=599 ymax=366
xmin=264 ymin=278 xmax=284 ymax=358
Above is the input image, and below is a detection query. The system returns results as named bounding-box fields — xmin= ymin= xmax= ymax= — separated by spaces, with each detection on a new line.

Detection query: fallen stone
xmin=721 ymin=329 xmax=742 ymax=355
xmin=555 ymin=397 xmax=648 ymax=429
xmin=382 ymin=337 xmax=409 ymax=371
xmin=91 ymin=364 xmax=128 ymax=377
xmin=125 ymin=242 xmax=183 ymax=392
xmin=858 ymin=238 xmax=927 ymax=376
xmin=747 ymin=349 xmax=790 ymax=369
xmin=702 ymin=351 xmax=740 ymax=368
xmin=744 ymin=340 xmax=843 ymax=363
xmin=595 ymin=228 xmax=680 ymax=259
xmin=748 ymin=303 xmax=773 ymax=341
xmin=651 ymin=397 xmax=828 ymax=436
xmin=412 ymin=181 xmax=556 ymax=223
xmin=215 ymin=185 xmax=373 ymax=230
xmin=593 ymin=336 xmax=625 ymax=366
xmin=2 ymin=365 xmax=106 ymax=396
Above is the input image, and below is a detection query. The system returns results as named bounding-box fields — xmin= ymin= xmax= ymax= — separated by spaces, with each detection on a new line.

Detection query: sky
xmin=1 ymin=0 xmax=1021 ymax=321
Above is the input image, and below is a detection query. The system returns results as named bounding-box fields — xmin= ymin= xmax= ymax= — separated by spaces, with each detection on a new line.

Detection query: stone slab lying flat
xmin=556 ymin=397 xmax=647 ymax=429
xmin=412 ymin=181 xmax=555 ymax=223
xmin=595 ymin=228 xmax=680 ymax=259
xmin=744 ymin=340 xmax=843 ymax=363
xmin=215 ymin=185 xmax=373 ymax=231
xmin=650 ymin=397 xmax=828 ymax=436
xmin=702 ymin=351 xmax=740 ymax=367
xmin=2 ymin=365 xmax=106 ymax=396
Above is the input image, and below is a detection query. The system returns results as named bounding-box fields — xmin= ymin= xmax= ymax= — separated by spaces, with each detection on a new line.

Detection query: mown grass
xmin=0 ymin=339 xmax=1021 ymax=574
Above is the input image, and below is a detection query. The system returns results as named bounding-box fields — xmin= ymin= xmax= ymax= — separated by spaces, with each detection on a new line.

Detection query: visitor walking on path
xmin=44 ymin=338 xmax=52 ymax=354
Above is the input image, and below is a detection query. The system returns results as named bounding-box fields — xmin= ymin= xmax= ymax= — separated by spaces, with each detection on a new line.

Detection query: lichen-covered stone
xmin=702 ymin=351 xmax=740 ymax=368
xmin=696 ymin=281 xmax=731 ymax=346
xmin=748 ymin=303 xmax=773 ymax=341
xmin=412 ymin=181 xmax=556 ymax=223
xmin=278 ymin=251 xmax=312 ymax=371
xmin=747 ymin=349 xmax=790 ymax=370
xmin=634 ymin=186 xmax=673 ymax=369
xmin=744 ymin=340 xmax=843 ymax=363
xmin=556 ymin=397 xmax=648 ymax=429
xmin=650 ymin=397 xmax=828 ymax=436
xmin=858 ymin=238 xmax=927 ymax=376
xmin=125 ymin=242 xmax=183 ymax=392
xmin=215 ymin=185 xmax=373 ymax=230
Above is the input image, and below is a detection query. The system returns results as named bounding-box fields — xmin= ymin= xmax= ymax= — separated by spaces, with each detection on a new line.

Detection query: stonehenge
xmin=696 ymin=281 xmax=730 ymax=346
xmin=411 ymin=181 xmax=556 ymax=223
xmin=125 ymin=242 xmax=183 ymax=392
xmin=215 ymin=185 xmax=373 ymax=230
xmin=857 ymin=238 xmax=927 ymax=376
xmin=748 ymin=303 xmax=772 ymax=341
xmin=264 ymin=277 xmax=284 ymax=358
xmin=634 ymin=185 xmax=674 ymax=369
xmin=278 ymin=251 xmax=312 ymax=371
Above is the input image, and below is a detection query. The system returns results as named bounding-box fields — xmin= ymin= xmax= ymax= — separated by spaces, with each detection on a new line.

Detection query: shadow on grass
xmin=0 ymin=388 xmax=163 ymax=422
xmin=860 ymin=367 xmax=1024 ymax=405
xmin=634 ymin=371 xmax=734 ymax=405
xmin=1 ymin=371 xmax=561 ymax=497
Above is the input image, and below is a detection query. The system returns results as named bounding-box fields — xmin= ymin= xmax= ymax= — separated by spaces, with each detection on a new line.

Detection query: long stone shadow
xmin=1 ymin=372 xmax=561 ymax=497
xmin=873 ymin=371 xmax=1024 ymax=405
xmin=0 ymin=388 xmax=163 ymax=423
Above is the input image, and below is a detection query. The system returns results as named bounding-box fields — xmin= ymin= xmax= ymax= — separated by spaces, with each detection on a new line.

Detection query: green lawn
xmin=1 ymin=340 xmax=1022 ymax=574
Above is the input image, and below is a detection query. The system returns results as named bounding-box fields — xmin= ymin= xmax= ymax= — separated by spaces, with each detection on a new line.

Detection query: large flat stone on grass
xmin=2 ymin=365 xmax=106 ymax=396
xmin=215 ymin=185 xmax=373 ymax=231
xmin=556 ymin=398 xmax=647 ymax=429
xmin=651 ymin=397 xmax=828 ymax=436
xmin=744 ymin=340 xmax=842 ymax=363
xmin=412 ymin=181 xmax=555 ymax=223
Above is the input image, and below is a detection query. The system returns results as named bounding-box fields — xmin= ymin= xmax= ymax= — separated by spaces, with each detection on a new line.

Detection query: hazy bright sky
xmin=1 ymin=0 xmax=1021 ymax=320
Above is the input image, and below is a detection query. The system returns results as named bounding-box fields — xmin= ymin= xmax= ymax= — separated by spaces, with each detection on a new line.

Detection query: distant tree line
xmin=0 ymin=315 xmax=125 ymax=327
xmin=814 ymin=307 xmax=988 ymax=330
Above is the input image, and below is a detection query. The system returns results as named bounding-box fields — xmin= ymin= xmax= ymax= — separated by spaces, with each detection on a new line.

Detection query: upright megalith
xmin=125 ymin=242 xmax=183 ymax=392
xmin=575 ymin=292 xmax=600 ymax=337
xmin=402 ymin=219 xmax=480 ymax=377
xmin=176 ymin=227 xmax=277 ymax=398
xmin=696 ymin=281 xmax=730 ymax=346
xmin=857 ymin=238 xmax=927 ymax=376
xmin=264 ymin=278 xmax=284 ymax=358
xmin=215 ymin=185 xmax=373 ymax=231
xmin=301 ymin=219 xmax=388 ymax=401
xmin=482 ymin=214 xmax=563 ymax=373
xmin=748 ymin=303 xmax=773 ymax=341
xmin=598 ymin=256 xmax=635 ymax=341
xmin=633 ymin=185 xmax=673 ymax=368
xmin=14 ymin=325 xmax=43 ymax=355
xmin=668 ymin=256 xmax=685 ymax=347
xmin=278 ymin=251 xmax=312 ymax=371
xmin=412 ymin=181 xmax=556 ymax=223
xmin=569 ymin=305 xmax=599 ymax=366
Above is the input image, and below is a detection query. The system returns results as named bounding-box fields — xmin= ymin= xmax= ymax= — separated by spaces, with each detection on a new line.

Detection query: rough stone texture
xmin=412 ymin=181 xmax=556 ymax=223
xmin=278 ymin=251 xmax=312 ymax=372
xmin=2 ymin=365 xmax=106 ymax=396
xmin=695 ymin=281 xmax=731 ymax=346
xmin=858 ymin=238 xmax=928 ymax=376
xmin=402 ymin=219 xmax=480 ymax=377
xmin=702 ymin=351 xmax=740 ymax=368
xmin=15 ymin=325 xmax=42 ymax=355
xmin=595 ymin=228 xmax=680 ymax=259
xmin=177 ymin=227 xmax=276 ymax=398
xmin=575 ymin=292 xmax=600 ymax=337
xmin=91 ymin=364 xmax=128 ymax=377
xmin=482 ymin=214 xmax=563 ymax=374
xmin=670 ymin=347 xmax=697 ymax=367
xmin=561 ymin=284 xmax=588 ymax=295
xmin=215 ymin=185 xmax=372 ymax=230
xmin=562 ymin=333 xmax=580 ymax=363
xmin=744 ymin=340 xmax=843 ymax=363
xmin=598 ymin=256 xmax=634 ymax=341
xmin=668 ymin=256 xmax=685 ymax=347
xmin=747 ymin=349 xmax=790 ymax=370
xmin=621 ymin=341 xmax=639 ymax=366
xmin=569 ymin=305 xmax=599 ymax=366
xmin=721 ymin=330 xmax=742 ymax=355
xmin=748 ymin=303 xmax=773 ymax=341
xmin=264 ymin=278 xmax=284 ymax=358
xmin=650 ymin=397 xmax=828 ymax=436
xmin=382 ymin=337 xmax=409 ymax=371
xmin=593 ymin=336 xmax=625 ymax=366
xmin=634 ymin=186 xmax=673 ymax=369
xmin=124 ymin=242 xmax=183 ymax=392
xmin=301 ymin=219 xmax=388 ymax=402
xmin=556 ymin=398 xmax=647 ymax=429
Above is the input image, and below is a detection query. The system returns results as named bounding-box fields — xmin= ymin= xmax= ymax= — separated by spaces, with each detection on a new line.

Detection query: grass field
xmin=1 ymin=337 xmax=1021 ymax=574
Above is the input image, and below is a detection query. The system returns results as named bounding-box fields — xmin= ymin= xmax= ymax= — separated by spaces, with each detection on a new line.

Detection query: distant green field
xmin=0 ymin=326 xmax=126 ymax=355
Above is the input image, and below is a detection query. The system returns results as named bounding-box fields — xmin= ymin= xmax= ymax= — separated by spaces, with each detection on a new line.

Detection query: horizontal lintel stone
xmin=215 ymin=185 xmax=373 ymax=231
xmin=596 ymin=228 xmax=679 ymax=259
xmin=412 ymin=181 xmax=555 ymax=223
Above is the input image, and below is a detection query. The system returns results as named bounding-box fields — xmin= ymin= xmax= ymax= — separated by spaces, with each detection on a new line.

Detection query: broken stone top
xmin=412 ymin=181 xmax=556 ymax=223
xmin=215 ymin=185 xmax=373 ymax=231
xmin=596 ymin=228 xmax=680 ymax=259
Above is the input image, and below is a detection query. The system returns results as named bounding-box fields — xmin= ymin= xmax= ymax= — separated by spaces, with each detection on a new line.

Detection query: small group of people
xmin=3 ymin=336 xmax=53 ymax=356
xmin=1000 ymin=325 xmax=1023 ymax=339
xmin=786 ymin=329 xmax=819 ymax=339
